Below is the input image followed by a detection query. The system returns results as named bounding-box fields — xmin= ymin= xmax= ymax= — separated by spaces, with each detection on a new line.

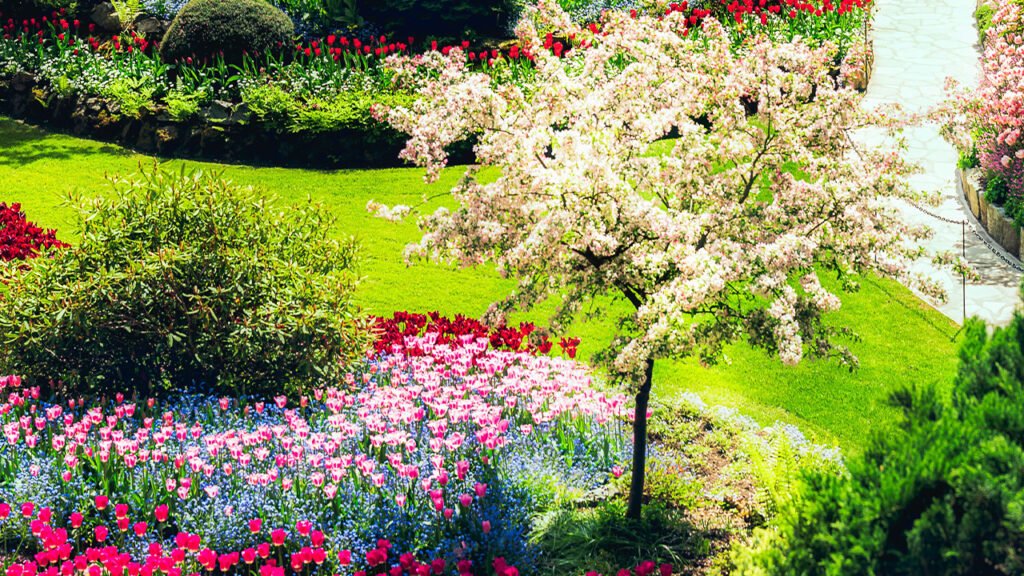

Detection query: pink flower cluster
xmin=942 ymin=0 xmax=1024 ymax=196
xmin=0 ymin=503 xmax=513 ymax=576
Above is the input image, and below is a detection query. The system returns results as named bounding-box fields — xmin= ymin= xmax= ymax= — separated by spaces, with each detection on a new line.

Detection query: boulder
xmin=10 ymin=71 xmax=35 ymax=93
xmin=133 ymin=15 xmax=168 ymax=41
xmin=206 ymin=100 xmax=233 ymax=123
xmin=90 ymin=2 xmax=122 ymax=33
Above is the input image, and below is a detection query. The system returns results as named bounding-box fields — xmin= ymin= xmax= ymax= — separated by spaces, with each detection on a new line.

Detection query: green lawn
xmin=0 ymin=117 xmax=963 ymax=451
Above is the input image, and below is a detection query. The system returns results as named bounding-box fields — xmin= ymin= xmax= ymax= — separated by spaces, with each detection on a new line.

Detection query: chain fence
xmin=906 ymin=199 xmax=1024 ymax=274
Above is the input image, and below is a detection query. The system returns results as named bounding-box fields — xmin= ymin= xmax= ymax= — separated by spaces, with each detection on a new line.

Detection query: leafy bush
xmin=0 ymin=168 xmax=370 ymax=398
xmin=159 ymin=0 xmax=294 ymax=64
xmin=976 ymin=2 xmax=996 ymax=44
xmin=359 ymin=0 xmax=517 ymax=39
xmin=730 ymin=305 xmax=1024 ymax=575
xmin=985 ymin=172 xmax=1008 ymax=204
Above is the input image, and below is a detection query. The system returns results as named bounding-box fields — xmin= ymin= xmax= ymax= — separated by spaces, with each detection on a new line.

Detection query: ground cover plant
xmin=940 ymin=0 xmax=1024 ymax=224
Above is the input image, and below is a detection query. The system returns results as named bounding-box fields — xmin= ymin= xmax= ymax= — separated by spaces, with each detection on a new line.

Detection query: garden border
xmin=0 ymin=71 xmax=477 ymax=169
xmin=959 ymin=167 xmax=1024 ymax=259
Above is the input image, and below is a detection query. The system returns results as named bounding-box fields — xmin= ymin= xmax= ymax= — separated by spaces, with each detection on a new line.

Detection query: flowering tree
xmin=373 ymin=1 xmax=934 ymax=519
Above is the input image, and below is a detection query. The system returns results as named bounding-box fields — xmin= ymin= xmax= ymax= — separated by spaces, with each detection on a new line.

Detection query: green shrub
xmin=160 ymin=0 xmax=294 ymax=64
xmin=0 ymin=168 xmax=371 ymax=398
xmin=985 ymin=173 xmax=1008 ymax=204
xmin=976 ymin=3 xmax=996 ymax=45
xmin=360 ymin=0 xmax=517 ymax=40
xmin=729 ymin=305 xmax=1024 ymax=575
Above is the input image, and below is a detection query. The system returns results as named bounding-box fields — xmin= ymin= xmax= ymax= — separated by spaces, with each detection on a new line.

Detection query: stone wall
xmin=960 ymin=168 xmax=1023 ymax=258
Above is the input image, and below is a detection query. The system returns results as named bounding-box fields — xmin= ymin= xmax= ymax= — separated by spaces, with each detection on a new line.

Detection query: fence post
xmin=962 ymin=220 xmax=967 ymax=322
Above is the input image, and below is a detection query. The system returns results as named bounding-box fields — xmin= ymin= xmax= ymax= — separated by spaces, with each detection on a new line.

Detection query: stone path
xmin=862 ymin=0 xmax=1022 ymax=326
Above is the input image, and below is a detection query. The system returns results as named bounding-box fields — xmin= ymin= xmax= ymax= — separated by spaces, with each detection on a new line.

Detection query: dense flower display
xmin=0 ymin=326 xmax=630 ymax=574
xmin=0 ymin=203 xmax=66 ymax=261
xmin=371 ymin=311 xmax=580 ymax=358
xmin=940 ymin=0 xmax=1024 ymax=201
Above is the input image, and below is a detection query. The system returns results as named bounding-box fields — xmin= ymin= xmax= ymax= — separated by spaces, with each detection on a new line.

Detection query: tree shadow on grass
xmin=862 ymin=276 xmax=964 ymax=343
xmin=531 ymin=500 xmax=736 ymax=576
xmin=0 ymin=118 xmax=132 ymax=167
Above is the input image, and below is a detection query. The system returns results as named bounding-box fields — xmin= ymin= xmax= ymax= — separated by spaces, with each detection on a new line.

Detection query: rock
xmin=90 ymin=2 xmax=122 ymax=33
xmin=228 ymin=102 xmax=251 ymax=125
xmin=133 ymin=15 xmax=168 ymax=41
xmin=10 ymin=71 xmax=35 ymax=93
xmin=206 ymin=100 xmax=233 ymax=123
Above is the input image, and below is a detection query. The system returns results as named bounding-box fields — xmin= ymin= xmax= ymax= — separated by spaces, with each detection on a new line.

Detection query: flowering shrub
xmin=939 ymin=0 xmax=1024 ymax=213
xmin=0 ymin=327 xmax=630 ymax=573
xmin=0 ymin=203 xmax=66 ymax=261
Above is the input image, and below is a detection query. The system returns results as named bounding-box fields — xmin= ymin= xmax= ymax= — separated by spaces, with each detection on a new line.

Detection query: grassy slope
xmin=0 ymin=117 xmax=962 ymax=450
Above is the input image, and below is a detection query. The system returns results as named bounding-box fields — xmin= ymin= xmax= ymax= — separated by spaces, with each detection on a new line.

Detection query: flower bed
xmin=0 ymin=330 xmax=630 ymax=574
xmin=940 ymin=0 xmax=1024 ymax=225
xmin=0 ymin=303 xmax=843 ymax=574
xmin=0 ymin=0 xmax=871 ymax=168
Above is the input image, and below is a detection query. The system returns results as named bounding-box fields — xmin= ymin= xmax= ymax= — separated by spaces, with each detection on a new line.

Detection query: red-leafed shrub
xmin=0 ymin=203 xmax=67 ymax=261
xmin=372 ymin=311 xmax=580 ymax=358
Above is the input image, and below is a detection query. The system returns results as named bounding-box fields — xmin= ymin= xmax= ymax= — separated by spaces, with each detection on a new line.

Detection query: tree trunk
xmin=626 ymin=357 xmax=655 ymax=520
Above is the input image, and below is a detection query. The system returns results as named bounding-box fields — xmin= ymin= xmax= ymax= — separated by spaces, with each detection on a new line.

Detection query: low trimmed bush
xmin=0 ymin=168 xmax=370 ymax=398
xmin=159 ymin=0 xmax=294 ymax=63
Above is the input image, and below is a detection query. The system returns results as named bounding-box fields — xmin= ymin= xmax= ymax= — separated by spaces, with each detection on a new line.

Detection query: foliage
xmin=159 ymin=0 xmax=295 ymax=64
xmin=109 ymin=0 xmax=141 ymax=31
xmin=986 ymin=172 xmax=1008 ymax=204
xmin=0 ymin=203 xmax=67 ymax=261
xmin=531 ymin=393 xmax=841 ymax=574
xmin=101 ymin=76 xmax=156 ymax=118
xmin=976 ymin=2 xmax=996 ymax=44
xmin=359 ymin=0 xmax=517 ymax=40
xmin=375 ymin=0 xmax=929 ymax=517
xmin=0 ymin=168 xmax=370 ymax=398
xmin=271 ymin=0 xmax=359 ymax=35
xmin=730 ymin=302 xmax=1024 ymax=575
xmin=163 ymin=87 xmax=206 ymax=121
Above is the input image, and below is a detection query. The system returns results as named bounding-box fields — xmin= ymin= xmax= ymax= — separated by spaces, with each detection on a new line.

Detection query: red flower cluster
xmin=1 ymin=11 xmax=156 ymax=55
xmin=654 ymin=0 xmax=869 ymax=27
xmin=294 ymin=34 xmax=410 ymax=61
xmin=371 ymin=311 xmax=580 ymax=358
xmin=0 ymin=203 xmax=67 ymax=261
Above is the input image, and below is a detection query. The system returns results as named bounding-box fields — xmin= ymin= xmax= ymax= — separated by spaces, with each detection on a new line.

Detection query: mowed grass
xmin=0 ymin=117 xmax=963 ymax=451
